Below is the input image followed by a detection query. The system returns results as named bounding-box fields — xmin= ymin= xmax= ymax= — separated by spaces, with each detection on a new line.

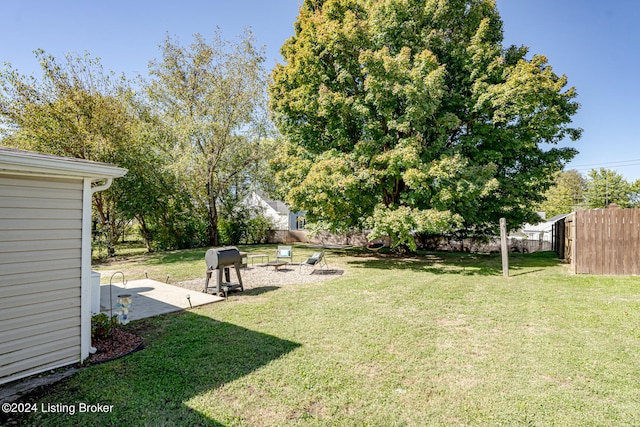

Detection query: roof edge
xmin=0 ymin=147 xmax=127 ymax=179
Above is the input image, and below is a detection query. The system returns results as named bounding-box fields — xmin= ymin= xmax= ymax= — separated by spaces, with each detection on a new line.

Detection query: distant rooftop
xmin=254 ymin=190 xmax=290 ymax=214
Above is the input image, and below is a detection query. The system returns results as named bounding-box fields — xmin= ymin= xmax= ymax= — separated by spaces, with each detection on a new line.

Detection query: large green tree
xmin=0 ymin=51 xmax=155 ymax=256
xmin=147 ymin=30 xmax=270 ymax=246
xmin=108 ymin=101 xmax=205 ymax=252
xmin=584 ymin=168 xmax=631 ymax=209
xmin=629 ymin=179 xmax=640 ymax=208
xmin=270 ymin=0 xmax=581 ymax=249
xmin=538 ymin=169 xmax=585 ymax=217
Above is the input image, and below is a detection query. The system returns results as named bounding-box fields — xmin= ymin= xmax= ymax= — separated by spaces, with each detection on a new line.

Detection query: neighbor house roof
xmin=546 ymin=213 xmax=569 ymax=223
xmin=0 ymin=146 xmax=127 ymax=180
xmin=254 ymin=190 xmax=290 ymax=215
xmin=521 ymin=213 xmax=569 ymax=233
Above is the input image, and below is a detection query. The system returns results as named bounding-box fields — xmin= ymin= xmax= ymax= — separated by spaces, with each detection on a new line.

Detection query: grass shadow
xmin=146 ymin=247 xmax=207 ymax=265
xmin=346 ymin=251 xmax=562 ymax=276
xmin=14 ymin=311 xmax=300 ymax=426
xmin=240 ymin=285 xmax=281 ymax=296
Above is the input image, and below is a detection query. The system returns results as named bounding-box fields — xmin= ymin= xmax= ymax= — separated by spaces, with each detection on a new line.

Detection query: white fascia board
xmin=0 ymin=148 xmax=127 ymax=180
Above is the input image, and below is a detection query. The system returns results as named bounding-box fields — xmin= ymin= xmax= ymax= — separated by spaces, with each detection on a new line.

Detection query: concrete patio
xmin=100 ymin=279 xmax=223 ymax=321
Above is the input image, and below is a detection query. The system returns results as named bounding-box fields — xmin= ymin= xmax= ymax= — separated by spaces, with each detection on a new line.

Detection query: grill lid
xmin=205 ymin=246 xmax=241 ymax=270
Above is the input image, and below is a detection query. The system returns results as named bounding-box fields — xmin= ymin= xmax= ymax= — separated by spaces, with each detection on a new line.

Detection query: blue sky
xmin=2 ymin=0 xmax=639 ymax=181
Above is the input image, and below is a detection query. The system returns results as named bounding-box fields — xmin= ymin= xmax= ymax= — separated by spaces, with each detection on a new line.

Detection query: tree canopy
xmin=584 ymin=168 xmax=633 ymax=209
xmin=0 ymin=51 xmax=153 ymax=255
xmin=538 ymin=168 xmax=640 ymax=215
xmin=538 ymin=169 xmax=585 ymax=217
xmin=147 ymin=30 xmax=271 ymax=246
xmin=0 ymin=29 xmax=274 ymax=254
xmin=269 ymin=0 xmax=581 ymax=249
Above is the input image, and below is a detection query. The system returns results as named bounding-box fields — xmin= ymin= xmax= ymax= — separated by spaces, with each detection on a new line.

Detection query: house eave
xmin=0 ymin=147 xmax=127 ymax=180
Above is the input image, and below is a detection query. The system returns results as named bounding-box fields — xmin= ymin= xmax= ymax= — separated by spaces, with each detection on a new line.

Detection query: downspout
xmin=80 ymin=178 xmax=114 ymax=361
xmin=91 ymin=178 xmax=113 ymax=195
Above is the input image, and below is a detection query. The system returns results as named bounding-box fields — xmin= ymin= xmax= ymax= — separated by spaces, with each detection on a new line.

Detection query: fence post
xmin=571 ymin=212 xmax=577 ymax=274
xmin=500 ymin=217 xmax=509 ymax=277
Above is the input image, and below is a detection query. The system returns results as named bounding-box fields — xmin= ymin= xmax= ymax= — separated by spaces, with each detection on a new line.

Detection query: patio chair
xmin=299 ymin=251 xmax=328 ymax=273
xmin=276 ymin=245 xmax=293 ymax=264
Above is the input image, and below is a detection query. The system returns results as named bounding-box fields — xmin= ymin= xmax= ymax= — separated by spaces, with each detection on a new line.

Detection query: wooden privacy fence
xmin=567 ymin=207 xmax=640 ymax=275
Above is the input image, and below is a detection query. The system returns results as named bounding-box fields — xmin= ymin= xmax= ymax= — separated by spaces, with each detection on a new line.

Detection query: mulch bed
xmin=88 ymin=327 xmax=144 ymax=363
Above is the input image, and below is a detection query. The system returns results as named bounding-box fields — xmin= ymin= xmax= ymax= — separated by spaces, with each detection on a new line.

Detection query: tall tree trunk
xmin=107 ymin=214 xmax=118 ymax=258
xmin=136 ymin=214 xmax=153 ymax=252
xmin=208 ymin=195 xmax=220 ymax=247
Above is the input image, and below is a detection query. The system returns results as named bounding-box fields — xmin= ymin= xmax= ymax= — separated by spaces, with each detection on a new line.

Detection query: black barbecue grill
xmin=204 ymin=246 xmax=244 ymax=297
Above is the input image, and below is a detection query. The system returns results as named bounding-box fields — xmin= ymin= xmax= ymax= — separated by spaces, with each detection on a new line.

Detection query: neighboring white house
xmin=246 ymin=190 xmax=305 ymax=231
xmin=0 ymin=147 xmax=126 ymax=385
xmin=519 ymin=213 xmax=569 ymax=242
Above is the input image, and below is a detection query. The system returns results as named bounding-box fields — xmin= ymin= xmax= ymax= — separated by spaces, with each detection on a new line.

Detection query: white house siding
xmin=0 ymin=174 xmax=83 ymax=385
xmin=246 ymin=192 xmax=290 ymax=230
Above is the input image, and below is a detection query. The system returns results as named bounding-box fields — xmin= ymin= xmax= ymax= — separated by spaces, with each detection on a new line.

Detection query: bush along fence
xmin=559 ymin=205 xmax=640 ymax=275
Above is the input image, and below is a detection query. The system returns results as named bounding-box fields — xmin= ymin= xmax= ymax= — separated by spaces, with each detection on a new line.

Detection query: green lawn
xmin=13 ymin=248 xmax=640 ymax=426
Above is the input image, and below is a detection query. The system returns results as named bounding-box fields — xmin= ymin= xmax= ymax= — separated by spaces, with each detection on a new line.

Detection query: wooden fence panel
xmin=606 ymin=209 xmax=614 ymax=275
xmin=626 ymin=209 xmax=634 ymax=275
xmin=627 ymin=209 xmax=640 ymax=274
xmin=573 ymin=207 xmax=640 ymax=275
xmin=612 ymin=209 xmax=618 ymax=273
xmin=575 ymin=209 xmax=590 ymax=274
xmin=574 ymin=212 xmax=582 ymax=272
xmin=580 ymin=209 xmax=590 ymax=274
xmin=622 ymin=209 xmax=630 ymax=275
xmin=594 ymin=210 xmax=603 ymax=274
xmin=564 ymin=214 xmax=574 ymax=267
xmin=593 ymin=210 xmax=601 ymax=274
xmin=614 ymin=210 xmax=621 ymax=274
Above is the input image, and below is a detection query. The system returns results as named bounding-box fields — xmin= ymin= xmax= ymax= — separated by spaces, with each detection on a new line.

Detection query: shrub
xmin=246 ymin=215 xmax=273 ymax=244
xmin=219 ymin=207 xmax=273 ymax=245
xmin=91 ymin=313 xmax=118 ymax=339
xmin=150 ymin=210 xmax=208 ymax=251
